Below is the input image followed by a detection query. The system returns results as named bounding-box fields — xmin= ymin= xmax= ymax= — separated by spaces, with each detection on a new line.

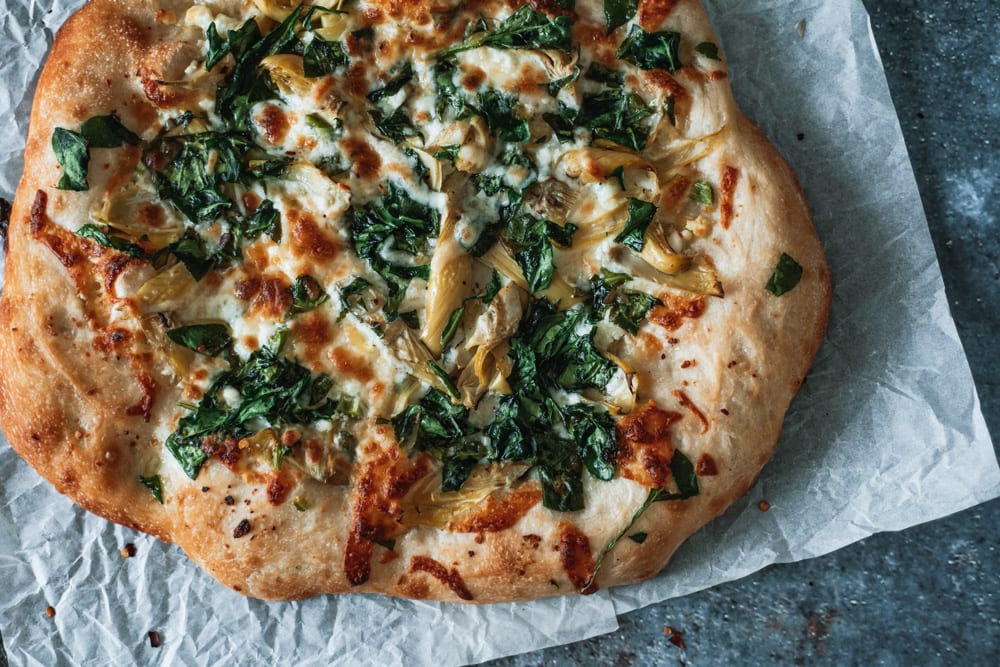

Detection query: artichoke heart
xmin=260 ymin=54 xmax=314 ymax=99
xmin=609 ymin=245 xmax=724 ymax=298
xmin=401 ymin=462 xmax=532 ymax=530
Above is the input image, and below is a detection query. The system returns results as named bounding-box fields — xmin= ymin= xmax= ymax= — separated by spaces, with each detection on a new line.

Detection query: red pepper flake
xmin=120 ymin=543 xmax=137 ymax=558
xmin=758 ymin=500 xmax=771 ymax=512
xmin=45 ymin=605 xmax=56 ymax=618
xmin=233 ymin=519 xmax=251 ymax=538
xmin=664 ymin=626 xmax=686 ymax=650
xmin=148 ymin=631 xmax=161 ymax=648
xmin=224 ymin=495 xmax=235 ymax=505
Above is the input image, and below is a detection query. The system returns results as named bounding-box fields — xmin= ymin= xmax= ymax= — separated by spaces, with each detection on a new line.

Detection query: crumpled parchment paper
xmin=1 ymin=1 xmax=997 ymax=665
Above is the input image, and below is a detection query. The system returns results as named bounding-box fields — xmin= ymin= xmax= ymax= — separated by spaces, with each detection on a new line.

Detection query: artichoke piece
xmin=429 ymin=117 xmax=495 ymax=174
xmin=260 ymin=54 xmax=313 ymax=98
xmin=401 ymin=462 xmax=532 ymax=530
xmin=638 ymin=221 xmax=691 ymax=275
xmin=138 ymin=314 xmax=194 ymax=378
xmin=251 ymin=0 xmax=299 ymax=21
xmin=404 ymin=143 xmax=444 ymax=191
xmin=456 ymin=283 xmax=524 ymax=406
xmin=134 ymin=263 xmax=199 ymax=311
xmin=277 ymin=162 xmax=351 ymax=214
xmin=478 ymin=244 xmax=529 ymax=291
xmin=524 ymin=179 xmax=577 ymax=225
xmin=651 ymin=128 xmax=725 ymax=177
xmin=421 ymin=175 xmax=473 ymax=355
xmin=559 ymin=147 xmax=660 ymax=201
xmin=385 ymin=321 xmax=458 ymax=397
xmin=608 ymin=246 xmax=723 ymax=298
xmin=92 ymin=183 xmax=185 ymax=247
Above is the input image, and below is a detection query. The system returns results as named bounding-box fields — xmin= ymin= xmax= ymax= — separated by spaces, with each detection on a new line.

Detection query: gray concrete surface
xmin=487 ymin=1 xmax=1000 ymax=665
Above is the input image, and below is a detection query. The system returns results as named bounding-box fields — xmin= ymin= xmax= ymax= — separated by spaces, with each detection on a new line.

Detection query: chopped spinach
xmin=765 ymin=252 xmax=803 ymax=296
xmin=500 ymin=212 xmax=576 ymax=293
xmin=543 ymin=103 xmax=578 ymax=143
xmin=166 ymin=341 xmax=350 ymax=479
xmin=476 ymin=89 xmax=531 ymax=144
xmin=303 ymin=37 xmax=350 ymax=77
xmin=589 ymin=269 xmax=662 ymax=334
xmin=616 ymin=25 xmax=682 ymax=72
xmin=437 ymin=5 xmax=573 ymax=57
xmin=614 ymin=198 xmax=657 ymax=252
xmin=76 ymin=223 xmax=144 ymax=258
xmin=288 ymin=274 xmax=329 ymax=316
xmin=166 ymin=323 xmax=232 ymax=356
xmin=584 ymin=62 xmax=624 ymax=86
xmin=213 ymin=5 xmax=305 ymax=133
xmin=546 ymin=67 xmax=580 ymax=97
xmin=367 ymin=61 xmax=414 ymax=103
xmin=577 ymin=89 xmax=653 ymax=151
xmin=433 ymin=59 xmax=466 ymax=118
xmin=144 ymin=132 xmax=249 ymax=224
xmin=370 ymin=106 xmax=422 ymax=143
xmin=603 ymin=0 xmax=638 ymax=35
xmin=349 ymin=183 xmax=439 ymax=316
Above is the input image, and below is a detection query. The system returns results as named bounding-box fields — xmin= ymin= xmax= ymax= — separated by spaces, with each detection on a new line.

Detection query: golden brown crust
xmin=1 ymin=0 xmax=831 ymax=603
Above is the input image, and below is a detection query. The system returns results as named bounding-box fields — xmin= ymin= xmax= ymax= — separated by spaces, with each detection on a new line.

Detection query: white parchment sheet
xmin=1 ymin=1 xmax=997 ymax=665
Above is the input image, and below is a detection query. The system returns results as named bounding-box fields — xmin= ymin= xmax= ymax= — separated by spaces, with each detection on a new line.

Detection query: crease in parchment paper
xmin=0 ymin=1 xmax=997 ymax=665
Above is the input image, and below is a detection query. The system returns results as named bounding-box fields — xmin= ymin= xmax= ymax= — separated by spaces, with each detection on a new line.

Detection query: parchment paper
xmin=1 ymin=1 xmax=997 ymax=665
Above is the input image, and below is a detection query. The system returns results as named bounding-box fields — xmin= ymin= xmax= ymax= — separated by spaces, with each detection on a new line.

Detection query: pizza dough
xmin=0 ymin=0 xmax=830 ymax=602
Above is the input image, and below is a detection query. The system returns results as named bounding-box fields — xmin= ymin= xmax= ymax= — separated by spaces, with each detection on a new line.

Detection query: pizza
xmin=0 ymin=0 xmax=830 ymax=602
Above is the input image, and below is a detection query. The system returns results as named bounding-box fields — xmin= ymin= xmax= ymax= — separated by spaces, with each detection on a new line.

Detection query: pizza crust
xmin=1 ymin=0 xmax=830 ymax=602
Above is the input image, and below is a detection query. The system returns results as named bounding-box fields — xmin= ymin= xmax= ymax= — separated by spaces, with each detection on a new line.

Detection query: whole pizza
xmin=0 ymin=0 xmax=830 ymax=602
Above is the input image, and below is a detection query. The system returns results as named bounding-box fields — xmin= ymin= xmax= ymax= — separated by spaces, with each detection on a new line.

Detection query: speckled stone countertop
xmin=488 ymin=1 xmax=1000 ymax=664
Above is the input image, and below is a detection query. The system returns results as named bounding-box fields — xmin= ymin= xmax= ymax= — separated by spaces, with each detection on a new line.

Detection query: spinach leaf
xmin=367 ymin=61 xmax=414 ymax=103
xmin=765 ymin=252 xmax=803 ymax=296
xmin=563 ymin=404 xmax=617 ymax=481
xmin=614 ymin=197 xmax=657 ymax=252
xmin=603 ymin=0 xmax=638 ymax=35
xmin=166 ymin=323 xmax=232 ymax=356
xmin=583 ymin=453 xmax=699 ymax=589
xmin=695 ymin=41 xmax=721 ymax=60
xmin=370 ymin=107 xmax=422 ymax=143
xmin=537 ymin=438 xmax=585 ymax=512
xmin=288 ymin=274 xmax=329 ymax=316
xmin=76 ymin=223 xmax=144 ymax=258
xmin=433 ymin=59 xmax=466 ymax=118
xmin=543 ymin=103 xmax=578 ymax=143
xmin=589 ymin=269 xmax=661 ymax=334
xmin=138 ymin=475 xmax=164 ymax=504
xmin=476 ymin=89 xmax=531 ymax=144
xmin=437 ymin=5 xmax=573 ymax=57
xmin=79 ymin=115 xmax=141 ymax=148
xmin=628 ymin=531 xmax=647 ymax=544
xmin=584 ymin=62 xmax=624 ymax=85
xmin=433 ymin=145 xmax=462 ymax=163
xmin=546 ymin=67 xmax=580 ymax=97
xmin=616 ymin=25 xmax=682 ymax=72
xmin=500 ymin=213 xmax=575 ymax=293
xmin=52 ymin=128 xmax=90 ymax=191
xmin=577 ymin=89 xmax=653 ymax=151
xmin=428 ymin=360 xmax=461 ymax=399
xmin=241 ymin=199 xmax=281 ymax=241
xmin=303 ymin=38 xmax=350 ymax=77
